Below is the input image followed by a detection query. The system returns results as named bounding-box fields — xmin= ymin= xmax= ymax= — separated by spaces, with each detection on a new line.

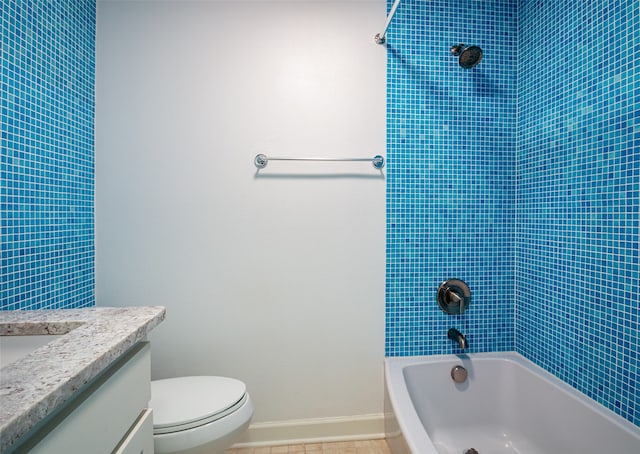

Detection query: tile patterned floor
xmin=226 ymin=439 xmax=391 ymax=453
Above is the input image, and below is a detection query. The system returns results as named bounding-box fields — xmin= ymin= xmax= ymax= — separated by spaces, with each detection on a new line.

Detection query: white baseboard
xmin=232 ymin=413 xmax=386 ymax=448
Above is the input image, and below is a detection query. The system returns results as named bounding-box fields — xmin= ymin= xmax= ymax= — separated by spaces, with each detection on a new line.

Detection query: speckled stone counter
xmin=0 ymin=306 xmax=165 ymax=453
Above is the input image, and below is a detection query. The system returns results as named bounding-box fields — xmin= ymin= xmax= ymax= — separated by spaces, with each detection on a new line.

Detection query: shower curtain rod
xmin=375 ymin=0 xmax=401 ymax=44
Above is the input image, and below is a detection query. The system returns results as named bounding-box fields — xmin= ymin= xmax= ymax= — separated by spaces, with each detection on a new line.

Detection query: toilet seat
xmin=151 ymin=376 xmax=247 ymax=435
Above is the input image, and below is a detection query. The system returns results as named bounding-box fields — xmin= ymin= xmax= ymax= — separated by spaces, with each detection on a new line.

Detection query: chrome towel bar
xmin=254 ymin=154 xmax=385 ymax=169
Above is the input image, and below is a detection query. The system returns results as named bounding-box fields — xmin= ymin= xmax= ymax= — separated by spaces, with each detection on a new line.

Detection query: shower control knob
xmin=437 ymin=279 xmax=471 ymax=315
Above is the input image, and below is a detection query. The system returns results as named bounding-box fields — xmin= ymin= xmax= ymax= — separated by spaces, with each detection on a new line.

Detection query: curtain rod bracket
xmin=375 ymin=0 xmax=401 ymax=45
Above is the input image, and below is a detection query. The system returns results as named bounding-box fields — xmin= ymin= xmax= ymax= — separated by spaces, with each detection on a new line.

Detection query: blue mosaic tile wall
xmin=516 ymin=0 xmax=639 ymax=426
xmin=1 ymin=0 xmax=95 ymax=310
xmin=387 ymin=0 xmax=639 ymax=427
xmin=386 ymin=0 xmax=518 ymax=356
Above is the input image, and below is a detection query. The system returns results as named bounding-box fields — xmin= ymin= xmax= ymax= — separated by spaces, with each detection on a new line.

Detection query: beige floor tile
xmin=371 ymin=439 xmax=391 ymax=454
xmin=304 ymin=443 xmax=324 ymax=453
xmin=320 ymin=441 xmax=357 ymax=454
xmin=228 ymin=439 xmax=390 ymax=454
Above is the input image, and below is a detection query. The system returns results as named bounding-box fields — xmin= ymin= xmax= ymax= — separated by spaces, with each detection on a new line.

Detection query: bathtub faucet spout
xmin=448 ymin=328 xmax=468 ymax=350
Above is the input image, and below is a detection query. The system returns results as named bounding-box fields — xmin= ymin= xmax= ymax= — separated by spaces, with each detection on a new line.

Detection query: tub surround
xmin=385 ymin=0 xmax=638 ymax=428
xmin=0 ymin=306 xmax=166 ymax=453
xmin=385 ymin=0 xmax=518 ymax=357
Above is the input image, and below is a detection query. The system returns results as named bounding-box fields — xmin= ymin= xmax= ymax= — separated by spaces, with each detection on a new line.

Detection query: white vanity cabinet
xmin=14 ymin=342 xmax=153 ymax=454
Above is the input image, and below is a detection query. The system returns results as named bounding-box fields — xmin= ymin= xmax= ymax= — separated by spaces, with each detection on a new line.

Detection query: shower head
xmin=451 ymin=44 xmax=482 ymax=69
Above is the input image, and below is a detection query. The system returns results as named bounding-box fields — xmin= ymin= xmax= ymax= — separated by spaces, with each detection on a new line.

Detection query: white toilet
xmin=150 ymin=376 xmax=254 ymax=454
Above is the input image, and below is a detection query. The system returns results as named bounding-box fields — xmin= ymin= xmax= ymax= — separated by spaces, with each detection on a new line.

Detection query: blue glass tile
xmin=516 ymin=0 xmax=639 ymax=428
xmin=386 ymin=0 xmax=639 ymax=427
xmin=1 ymin=0 xmax=95 ymax=310
xmin=385 ymin=0 xmax=518 ymax=358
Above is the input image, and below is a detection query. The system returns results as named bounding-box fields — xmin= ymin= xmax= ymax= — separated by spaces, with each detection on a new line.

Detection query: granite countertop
xmin=0 ymin=306 xmax=166 ymax=453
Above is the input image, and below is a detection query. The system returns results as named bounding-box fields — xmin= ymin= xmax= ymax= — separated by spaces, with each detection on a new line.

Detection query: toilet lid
xmin=151 ymin=376 xmax=246 ymax=431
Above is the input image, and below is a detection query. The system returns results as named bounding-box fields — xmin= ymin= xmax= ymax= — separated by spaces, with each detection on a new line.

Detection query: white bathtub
xmin=384 ymin=352 xmax=640 ymax=454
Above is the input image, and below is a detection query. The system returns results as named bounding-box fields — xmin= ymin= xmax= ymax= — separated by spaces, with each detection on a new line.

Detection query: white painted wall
xmin=95 ymin=0 xmax=386 ymax=431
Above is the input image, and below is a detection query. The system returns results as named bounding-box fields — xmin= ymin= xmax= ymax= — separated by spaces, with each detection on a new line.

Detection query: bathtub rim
xmin=384 ymin=351 xmax=640 ymax=454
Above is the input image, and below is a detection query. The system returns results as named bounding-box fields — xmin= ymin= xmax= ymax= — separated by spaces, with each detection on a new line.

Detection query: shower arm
xmin=375 ymin=0 xmax=401 ymax=44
